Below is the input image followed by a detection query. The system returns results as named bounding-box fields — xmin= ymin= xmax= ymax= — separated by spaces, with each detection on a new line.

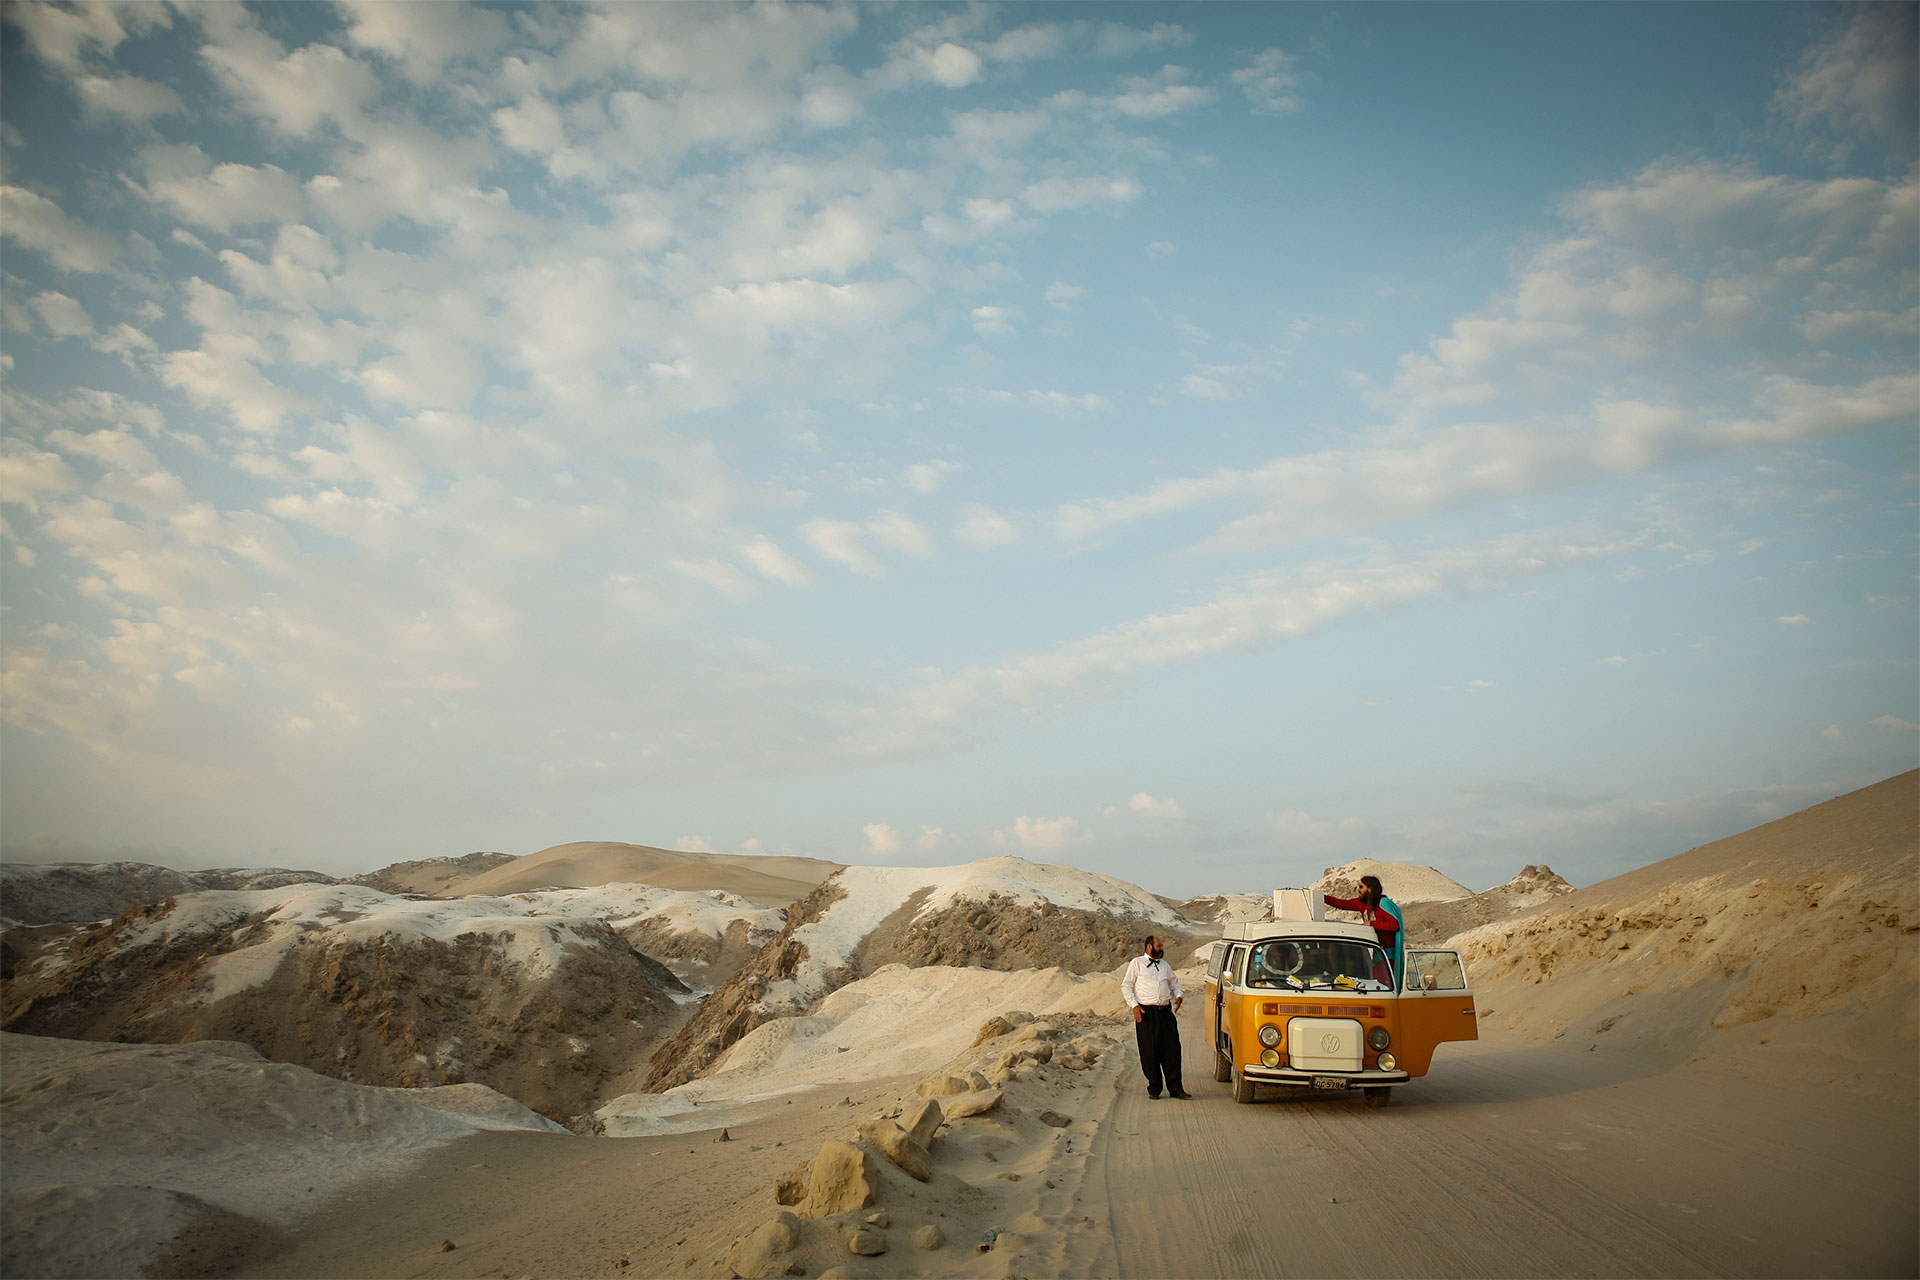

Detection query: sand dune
xmin=453 ymin=841 xmax=841 ymax=907
xmin=1454 ymin=769 xmax=1917 ymax=1097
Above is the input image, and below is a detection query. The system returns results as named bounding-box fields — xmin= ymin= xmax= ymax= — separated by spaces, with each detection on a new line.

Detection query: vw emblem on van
xmin=1321 ymin=1033 xmax=1342 ymax=1054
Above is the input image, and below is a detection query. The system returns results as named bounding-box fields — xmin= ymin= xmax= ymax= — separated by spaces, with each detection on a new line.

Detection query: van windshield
xmin=1245 ymin=938 xmax=1392 ymax=992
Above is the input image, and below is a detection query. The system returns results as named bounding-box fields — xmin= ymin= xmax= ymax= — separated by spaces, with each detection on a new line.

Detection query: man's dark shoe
xmin=1146 ymin=1090 xmax=1161 ymax=1099
xmin=1168 ymin=1089 xmax=1193 ymax=1099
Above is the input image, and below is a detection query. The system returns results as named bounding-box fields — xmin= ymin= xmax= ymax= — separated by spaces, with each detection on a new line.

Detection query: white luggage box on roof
xmin=1273 ymin=888 xmax=1324 ymax=922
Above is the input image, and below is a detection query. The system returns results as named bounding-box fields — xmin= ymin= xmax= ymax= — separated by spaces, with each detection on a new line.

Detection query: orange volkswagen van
xmin=1202 ymin=891 xmax=1478 ymax=1105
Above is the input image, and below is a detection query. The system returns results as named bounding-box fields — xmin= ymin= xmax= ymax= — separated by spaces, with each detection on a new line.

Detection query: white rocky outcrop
xmin=1 ymin=883 xmax=692 ymax=1120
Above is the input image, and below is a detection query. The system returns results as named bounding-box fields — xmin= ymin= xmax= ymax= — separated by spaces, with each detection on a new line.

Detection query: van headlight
xmin=1261 ymin=1048 xmax=1281 ymax=1067
xmin=1376 ymin=1051 xmax=1396 ymax=1071
xmin=1258 ymin=1024 xmax=1282 ymax=1048
xmin=1367 ymin=1026 xmax=1390 ymax=1051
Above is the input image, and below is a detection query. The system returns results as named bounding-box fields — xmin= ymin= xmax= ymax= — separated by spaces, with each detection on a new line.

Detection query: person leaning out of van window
xmin=1322 ymin=874 xmax=1403 ymax=986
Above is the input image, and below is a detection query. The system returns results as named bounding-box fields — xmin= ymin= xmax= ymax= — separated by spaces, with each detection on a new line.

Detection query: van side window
xmin=1404 ymin=950 xmax=1468 ymax=991
xmin=1206 ymin=942 xmax=1226 ymax=981
xmin=1227 ymin=945 xmax=1247 ymax=984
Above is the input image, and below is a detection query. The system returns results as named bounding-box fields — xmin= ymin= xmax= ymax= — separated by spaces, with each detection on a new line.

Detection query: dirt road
xmin=1089 ymin=1005 xmax=1917 ymax=1279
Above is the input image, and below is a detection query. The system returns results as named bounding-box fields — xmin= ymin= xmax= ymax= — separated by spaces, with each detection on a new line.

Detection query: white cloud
xmin=1108 ymin=68 xmax=1215 ymax=119
xmin=194 ymin=10 xmax=379 ymax=137
xmin=1009 ymin=815 xmax=1086 ymax=850
xmin=1023 ymin=175 xmax=1142 ymax=213
xmin=971 ymin=304 xmax=1016 ymax=337
xmin=1129 ymin=792 xmax=1185 ymax=819
xmin=1822 ymin=725 xmax=1845 ymax=741
xmin=1044 ymin=282 xmax=1084 ymax=310
xmin=143 ymin=160 xmax=306 ymax=233
xmin=1777 ymin=614 xmax=1812 ymax=625
xmin=955 ymin=505 xmax=1020 ymax=550
xmin=802 ymin=518 xmax=882 ymax=577
xmin=904 ymin=461 xmax=961 ymax=494
xmin=676 ymin=835 xmax=715 ymax=853
xmin=0 ymin=186 xmax=119 ymax=273
xmin=1871 ymin=715 xmax=1919 ymax=733
xmin=925 ymin=42 xmax=984 ymax=88
xmin=739 ymin=535 xmax=817 ymax=588
xmin=339 ymin=0 xmax=512 ymax=82
xmin=74 ymin=72 xmax=183 ymax=123
xmin=4 ymin=0 xmax=170 ymax=76
xmin=0 ymin=440 xmax=83 ymax=513
xmin=863 ymin=822 xmax=902 ymax=857
xmin=1234 ymin=48 xmax=1304 ymax=114
xmin=29 ymin=291 xmax=94 ymax=338
xmin=802 ymin=511 xmax=932 ymax=577
xmin=1773 ymin=5 xmax=1919 ymax=163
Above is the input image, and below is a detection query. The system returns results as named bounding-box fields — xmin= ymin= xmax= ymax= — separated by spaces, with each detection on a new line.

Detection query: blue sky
xmin=2 ymin=1 xmax=1914 ymax=897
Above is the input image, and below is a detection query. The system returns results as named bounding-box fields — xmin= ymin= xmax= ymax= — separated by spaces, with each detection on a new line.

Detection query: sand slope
xmin=454 ymin=841 xmax=841 ymax=907
xmin=645 ymin=856 xmax=1201 ymax=1090
xmin=0 ymin=1033 xmax=561 ymax=1279
xmin=1403 ymin=863 xmax=1576 ymax=944
xmin=1454 ymin=770 xmax=1918 ymax=1097
xmin=350 ymin=852 xmax=515 ymax=896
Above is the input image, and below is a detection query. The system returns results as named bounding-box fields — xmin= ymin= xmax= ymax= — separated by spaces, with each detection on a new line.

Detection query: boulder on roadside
xmin=799 ymin=1140 xmax=874 ymax=1218
xmin=942 ymin=1088 xmax=1003 ymax=1119
xmin=972 ymin=1015 xmax=1015 ymax=1045
xmin=900 ymin=1096 xmax=943 ymax=1146
xmin=857 ymin=1118 xmax=931 ymax=1181
xmin=722 ymin=1212 xmax=803 ymax=1279
xmin=915 ymin=1074 xmax=970 ymax=1098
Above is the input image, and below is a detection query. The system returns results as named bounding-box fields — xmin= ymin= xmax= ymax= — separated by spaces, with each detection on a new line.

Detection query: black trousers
xmin=1134 ymin=1003 xmax=1184 ymax=1094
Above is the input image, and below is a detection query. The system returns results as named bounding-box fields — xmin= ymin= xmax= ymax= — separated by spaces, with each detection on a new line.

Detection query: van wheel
xmin=1213 ymin=1042 xmax=1232 ymax=1083
xmin=1363 ymin=1087 xmax=1392 ymax=1107
xmin=1231 ymin=1064 xmax=1256 ymax=1104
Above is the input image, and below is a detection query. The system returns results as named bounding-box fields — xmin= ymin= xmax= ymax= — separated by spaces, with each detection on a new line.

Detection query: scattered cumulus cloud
xmin=1128 ymin=792 xmax=1185 ymax=819
xmin=1234 ymin=48 xmax=1304 ymax=113
xmin=1003 ymin=815 xmax=1088 ymax=850
xmin=1777 ymin=614 xmax=1812 ymax=625
xmin=863 ymin=822 xmax=902 ymax=857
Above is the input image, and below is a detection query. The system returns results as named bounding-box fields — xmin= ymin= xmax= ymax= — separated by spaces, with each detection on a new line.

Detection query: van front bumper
xmin=1241 ymin=1065 xmax=1410 ymax=1086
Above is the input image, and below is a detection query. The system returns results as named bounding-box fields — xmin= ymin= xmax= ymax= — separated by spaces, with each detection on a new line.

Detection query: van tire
xmin=1213 ymin=1043 xmax=1232 ymax=1083
xmin=1231 ymin=1064 xmax=1256 ymax=1104
xmin=1363 ymin=1086 xmax=1392 ymax=1107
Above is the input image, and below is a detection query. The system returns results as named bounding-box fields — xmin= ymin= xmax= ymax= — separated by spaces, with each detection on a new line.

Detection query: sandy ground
xmin=1097 ymin=1005 xmax=1918 ymax=1280
xmin=191 ymin=997 xmax=1917 ymax=1280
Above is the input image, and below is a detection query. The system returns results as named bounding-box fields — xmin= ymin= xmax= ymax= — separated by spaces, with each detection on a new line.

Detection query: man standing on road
xmin=1121 ymin=935 xmax=1190 ymax=1099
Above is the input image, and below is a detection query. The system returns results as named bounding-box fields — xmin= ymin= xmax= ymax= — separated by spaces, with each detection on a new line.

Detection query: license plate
xmin=1311 ymin=1076 xmax=1349 ymax=1091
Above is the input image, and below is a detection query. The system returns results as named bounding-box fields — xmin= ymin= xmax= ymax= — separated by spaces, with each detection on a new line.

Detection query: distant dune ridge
xmin=349 ymin=851 xmax=515 ymax=896
xmin=452 ymin=841 xmax=843 ymax=907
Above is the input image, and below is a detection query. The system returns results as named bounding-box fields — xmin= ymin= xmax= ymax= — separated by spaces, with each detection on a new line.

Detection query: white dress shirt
xmin=1121 ymin=953 xmax=1183 ymax=1007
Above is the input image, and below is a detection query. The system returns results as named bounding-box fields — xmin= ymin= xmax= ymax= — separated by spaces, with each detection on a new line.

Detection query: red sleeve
xmin=1322 ymin=894 xmax=1361 ymax=910
xmin=1370 ymin=911 xmax=1400 ymax=935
